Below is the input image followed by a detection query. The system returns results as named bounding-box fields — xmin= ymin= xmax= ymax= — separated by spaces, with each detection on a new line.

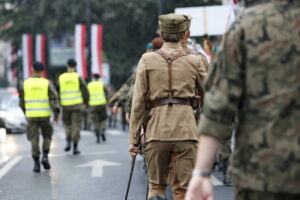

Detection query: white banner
xmin=22 ymin=34 xmax=33 ymax=79
xmin=75 ymin=24 xmax=88 ymax=79
xmin=35 ymin=34 xmax=47 ymax=77
xmin=91 ymin=24 xmax=103 ymax=77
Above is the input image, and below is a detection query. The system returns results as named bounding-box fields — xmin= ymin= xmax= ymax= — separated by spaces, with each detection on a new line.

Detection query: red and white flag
xmin=35 ymin=34 xmax=47 ymax=77
xmin=75 ymin=24 xmax=88 ymax=79
xmin=22 ymin=34 xmax=33 ymax=79
xmin=91 ymin=24 xmax=103 ymax=77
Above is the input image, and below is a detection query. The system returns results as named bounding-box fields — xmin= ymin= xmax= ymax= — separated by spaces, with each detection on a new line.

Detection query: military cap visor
xmin=159 ymin=13 xmax=187 ymax=33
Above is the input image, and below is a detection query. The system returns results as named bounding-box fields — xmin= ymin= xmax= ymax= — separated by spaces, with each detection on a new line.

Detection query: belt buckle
xmin=168 ymin=96 xmax=173 ymax=106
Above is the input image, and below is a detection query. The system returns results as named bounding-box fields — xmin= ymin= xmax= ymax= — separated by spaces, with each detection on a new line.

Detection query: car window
xmin=8 ymin=96 xmax=19 ymax=108
xmin=0 ymin=91 xmax=12 ymax=109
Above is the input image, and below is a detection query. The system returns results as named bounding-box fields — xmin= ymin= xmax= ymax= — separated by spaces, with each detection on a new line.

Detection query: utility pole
xmin=156 ymin=0 xmax=163 ymax=30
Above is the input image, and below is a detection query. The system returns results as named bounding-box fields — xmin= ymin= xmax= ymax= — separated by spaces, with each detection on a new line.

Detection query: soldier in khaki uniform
xmin=129 ymin=14 xmax=206 ymax=200
xmin=88 ymin=74 xmax=108 ymax=143
xmin=185 ymin=1 xmax=300 ymax=200
xmin=58 ymin=59 xmax=89 ymax=155
xmin=19 ymin=62 xmax=60 ymax=172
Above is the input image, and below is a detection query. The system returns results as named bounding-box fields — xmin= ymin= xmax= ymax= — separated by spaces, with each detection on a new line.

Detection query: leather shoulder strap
xmin=155 ymin=50 xmax=188 ymax=101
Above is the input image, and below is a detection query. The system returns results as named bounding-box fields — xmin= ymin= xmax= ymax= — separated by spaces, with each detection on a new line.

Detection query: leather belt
xmin=148 ymin=97 xmax=192 ymax=109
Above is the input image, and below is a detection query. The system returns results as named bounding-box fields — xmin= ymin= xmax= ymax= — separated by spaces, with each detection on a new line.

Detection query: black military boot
xmin=33 ymin=156 xmax=40 ymax=173
xmin=149 ymin=196 xmax=166 ymax=200
xmin=64 ymin=138 xmax=71 ymax=152
xmin=73 ymin=142 xmax=81 ymax=155
xmin=96 ymin=132 xmax=100 ymax=143
xmin=41 ymin=151 xmax=51 ymax=170
xmin=101 ymin=129 xmax=106 ymax=142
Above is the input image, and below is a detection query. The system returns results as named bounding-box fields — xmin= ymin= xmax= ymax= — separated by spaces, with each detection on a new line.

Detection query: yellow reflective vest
xmin=88 ymin=81 xmax=107 ymax=106
xmin=59 ymin=72 xmax=83 ymax=106
xmin=24 ymin=77 xmax=51 ymax=118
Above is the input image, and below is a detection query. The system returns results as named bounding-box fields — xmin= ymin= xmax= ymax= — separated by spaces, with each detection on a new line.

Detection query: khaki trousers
xmin=144 ymin=140 xmax=198 ymax=200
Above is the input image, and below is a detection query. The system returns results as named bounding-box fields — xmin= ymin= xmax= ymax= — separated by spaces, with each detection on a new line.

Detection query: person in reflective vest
xmin=58 ymin=58 xmax=89 ymax=155
xmin=88 ymin=74 xmax=108 ymax=143
xmin=19 ymin=62 xmax=60 ymax=173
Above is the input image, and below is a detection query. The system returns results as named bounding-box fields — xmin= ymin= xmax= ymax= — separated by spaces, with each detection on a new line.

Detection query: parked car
xmin=0 ymin=88 xmax=27 ymax=133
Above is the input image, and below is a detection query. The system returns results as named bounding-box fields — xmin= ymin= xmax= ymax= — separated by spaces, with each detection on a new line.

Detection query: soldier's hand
xmin=128 ymin=144 xmax=140 ymax=159
xmin=82 ymin=104 xmax=87 ymax=110
xmin=125 ymin=113 xmax=130 ymax=123
xmin=54 ymin=117 xmax=60 ymax=124
xmin=185 ymin=176 xmax=213 ymax=200
xmin=112 ymin=106 xmax=118 ymax=114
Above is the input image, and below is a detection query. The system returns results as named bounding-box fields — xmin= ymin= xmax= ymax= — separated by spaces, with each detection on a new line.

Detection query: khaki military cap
xmin=159 ymin=13 xmax=187 ymax=33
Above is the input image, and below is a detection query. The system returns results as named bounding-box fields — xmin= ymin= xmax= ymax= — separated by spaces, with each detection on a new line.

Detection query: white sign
xmin=50 ymin=48 xmax=74 ymax=67
xmin=175 ymin=6 xmax=231 ymax=36
xmin=76 ymin=159 xmax=121 ymax=178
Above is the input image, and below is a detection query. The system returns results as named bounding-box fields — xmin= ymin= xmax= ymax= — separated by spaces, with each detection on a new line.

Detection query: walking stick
xmin=125 ymin=130 xmax=145 ymax=200
xmin=125 ymin=154 xmax=137 ymax=200
xmin=145 ymin=179 xmax=149 ymax=200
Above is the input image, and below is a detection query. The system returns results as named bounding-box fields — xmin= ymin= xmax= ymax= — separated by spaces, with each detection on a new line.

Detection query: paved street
xmin=0 ymin=123 xmax=233 ymax=200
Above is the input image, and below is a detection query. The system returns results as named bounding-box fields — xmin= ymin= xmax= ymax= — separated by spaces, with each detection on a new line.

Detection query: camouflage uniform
xmin=107 ymin=73 xmax=135 ymax=108
xmin=89 ymin=85 xmax=109 ymax=140
xmin=108 ymin=73 xmax=135 ymax=130
xmin=19 ymin=77 xmax=60 ymax=158
xmin=198 ymin=1 xmax=300 ymax=199
xmin=59 ymin=76 xmax=89 ymax=143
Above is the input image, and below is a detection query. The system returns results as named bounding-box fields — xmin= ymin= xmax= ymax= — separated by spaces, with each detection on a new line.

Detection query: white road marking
xmin=0 ymin=156 xmax=11 ymax=166
xmin=75 ymin=159 xmax=121 ymax=177
xmin=107 ymin=129 xmax=123 ymax=136
xmin=211 ymin=174 xmax=224 ymax=186
xmin=20 ymin=151 xmax=117 ymax=158
xmin=48 ymin=151 xmax=117 ymax=158
xmin=0 ymin=156 xmax=22 ymax=180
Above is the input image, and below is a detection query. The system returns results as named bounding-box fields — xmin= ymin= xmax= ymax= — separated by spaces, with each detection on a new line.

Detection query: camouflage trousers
xmin=218 ymin=139 xmax=231 ymax=160
xmin=26 ymin=118 xmax=53 ymax=158
xmin=62 ymin=109 xmax=81 ymax=143
xmin=235 ymin=188 xmax=300 ymax=200
xmin=89 ymin=105 xmax=107 ymax=133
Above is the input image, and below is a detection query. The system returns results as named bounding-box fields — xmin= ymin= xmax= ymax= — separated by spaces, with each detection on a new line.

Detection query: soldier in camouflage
xmin=19 ymin=62 xmax=60 ymax=172
xmin=185 ymin=1 xmax=300 ymax=200
xmin=107 ymin=73 xmax=135 ymax=129
xmin=88 ymin=74 xmax=108 ymax=143
xmin=58 ymin=59 xmax=89 ymax=155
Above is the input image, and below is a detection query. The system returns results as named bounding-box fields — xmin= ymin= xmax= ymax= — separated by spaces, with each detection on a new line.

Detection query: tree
xmin=0 ymin=0 xmax=221 ymax=88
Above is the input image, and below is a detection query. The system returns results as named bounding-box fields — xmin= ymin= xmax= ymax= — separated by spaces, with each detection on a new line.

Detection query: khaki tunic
xmin=129 ymin=42 xmax=206 ymax=145
xmin=182 ymin=44 xmax=209 ymax=73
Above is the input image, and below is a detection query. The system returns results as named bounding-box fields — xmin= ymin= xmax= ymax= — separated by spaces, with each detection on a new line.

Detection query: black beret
xmin=93 ymin=73 xmax=100 ymax=79
xmin=33 ymin=61 xmax=45 ymax=71
xmin=67 ymin=58 xmax=77 ymax=67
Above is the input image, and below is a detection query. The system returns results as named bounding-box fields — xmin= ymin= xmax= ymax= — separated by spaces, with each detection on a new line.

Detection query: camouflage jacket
xmin=107 ymin=73 xmax=135 ymax=108
xmin=198 ymin=1 xmax=300 ymax=194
